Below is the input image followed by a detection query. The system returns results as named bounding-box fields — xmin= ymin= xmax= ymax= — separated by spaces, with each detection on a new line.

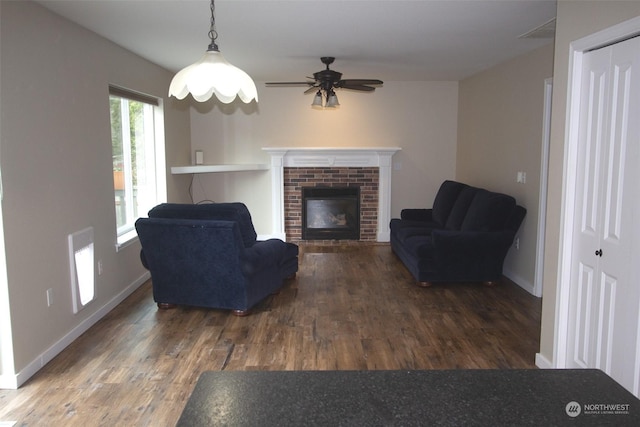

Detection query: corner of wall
xmin=503 ymin=269 xmax=536 ymax=296
xmin=535 ymin=352 xmax=553 ymax=369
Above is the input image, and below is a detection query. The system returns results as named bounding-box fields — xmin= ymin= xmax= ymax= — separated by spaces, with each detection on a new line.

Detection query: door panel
xmin=568 ymin=36 xmax=640 ymax=396
xmin=602 ymin=61 xmax=631 ymax=243
xmin=568 ymin=43 xmax=610 ymax=370
xmin=573 ymin=262 xmax=595 ymax=368
xmin=606 ymin=36 xmax=640 ymax=395
xmin=595 ymin=272 xmax=616 ymax=373
xmin=580 ymin=67 xmax=607 ymax=236
xmin=573 ymin=264 xmax=616 ymax=372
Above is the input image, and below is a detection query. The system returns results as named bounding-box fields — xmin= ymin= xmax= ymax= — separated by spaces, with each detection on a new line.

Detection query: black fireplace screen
xmin=302 ymin=187 xmax=360 ymax=240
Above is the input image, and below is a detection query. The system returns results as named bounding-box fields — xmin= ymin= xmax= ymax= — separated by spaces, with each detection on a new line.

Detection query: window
xmin=109 ymin=85 xmax=166 ymax=249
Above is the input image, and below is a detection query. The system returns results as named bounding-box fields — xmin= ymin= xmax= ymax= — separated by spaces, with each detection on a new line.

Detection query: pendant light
xmin=169 ymin=0 xmax=258 ymax=104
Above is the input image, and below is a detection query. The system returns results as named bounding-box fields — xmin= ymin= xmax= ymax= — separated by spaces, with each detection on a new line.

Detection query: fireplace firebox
xmin=302 ymin=187 xmax=360 ymax=240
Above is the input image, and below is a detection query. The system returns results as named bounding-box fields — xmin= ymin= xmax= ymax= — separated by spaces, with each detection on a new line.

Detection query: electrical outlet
xmin=46 ymin=288 xmax=53 ymax=307
xmin=98 ymin=260 xmax=103 ymax=276
xmin=515 ymin=237 xmax=520 ymax=250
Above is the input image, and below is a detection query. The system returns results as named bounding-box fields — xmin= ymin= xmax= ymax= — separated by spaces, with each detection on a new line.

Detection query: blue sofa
xmin=135 ymin=203 xmax=298 ymax=315
xmin=390 ymin=181 xmax=526 ymax=286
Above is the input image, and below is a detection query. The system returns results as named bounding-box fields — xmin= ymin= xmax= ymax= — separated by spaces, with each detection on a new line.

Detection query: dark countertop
xmin=177 ymin=369 xmax=640 ymax=426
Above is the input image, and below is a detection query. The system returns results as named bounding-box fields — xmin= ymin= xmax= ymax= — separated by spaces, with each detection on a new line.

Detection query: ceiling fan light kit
xmin=169 ymin=0 xmax=257 ymax=104
xmin=267 ymin=57 xmax=382 ymax=109
xmin=312 ymin=89 xmax=340 ymax=109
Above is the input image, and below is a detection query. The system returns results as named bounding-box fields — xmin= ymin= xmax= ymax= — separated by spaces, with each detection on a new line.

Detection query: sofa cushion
xmin=460 ymin=190 xmax=516 ymax=232
xmin=148 ymin=203 xmax=258 ymax=247
xmin=444 ymin=187 xmax=478 ymax=230
xmin=400 ymin=209 xmax=433 ymax=222
xmin=432 ymin=181 xmax=468 ymax=226
xmin=390 ymin=218 xmax=438 ymax=234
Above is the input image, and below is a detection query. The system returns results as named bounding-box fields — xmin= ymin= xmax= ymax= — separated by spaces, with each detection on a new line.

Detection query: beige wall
xmin=539 ymin=0 xmax=640 ymax=366
xmin=0 ymin=1 xmax=191 ymax=383
xmin=457 ymin=43 xmax=554 ymax=293
xmin=187 ymin=82 xmax=460 ymax=235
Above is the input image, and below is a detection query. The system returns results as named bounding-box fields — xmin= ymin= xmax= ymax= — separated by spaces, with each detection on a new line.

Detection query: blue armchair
xmin=135 ymin=203 xmax=298 ymax=315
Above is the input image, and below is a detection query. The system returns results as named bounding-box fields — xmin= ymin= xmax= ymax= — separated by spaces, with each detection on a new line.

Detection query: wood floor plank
xmin=0 ymin=244 xmax=541 ymax=425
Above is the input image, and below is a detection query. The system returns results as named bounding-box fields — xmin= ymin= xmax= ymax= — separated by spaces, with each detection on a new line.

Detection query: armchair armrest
xmin=401 ymin=208 xmax=434 ymax=222
xmin=241 ymin=239 xmax=290 ymax=276
xmin=140 ymin=249 xmax=149 ymax=269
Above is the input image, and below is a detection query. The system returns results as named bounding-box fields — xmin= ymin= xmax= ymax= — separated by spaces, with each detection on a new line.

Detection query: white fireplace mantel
xmin=263 ymin=147 xmax=401 ymax=242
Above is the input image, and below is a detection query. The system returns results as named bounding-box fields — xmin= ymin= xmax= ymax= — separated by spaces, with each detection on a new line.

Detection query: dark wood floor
xmin=0 ymin=244 xmax=541 ymax=425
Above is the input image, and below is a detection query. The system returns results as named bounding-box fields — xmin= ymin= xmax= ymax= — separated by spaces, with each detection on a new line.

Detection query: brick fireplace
xmin=286 ymin=167 xmax=378 ymax=242
xmin=263 ymin=147 xmax=401 ymax=243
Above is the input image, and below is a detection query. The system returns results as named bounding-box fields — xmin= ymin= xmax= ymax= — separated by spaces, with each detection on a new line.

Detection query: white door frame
xmin=534 ymin=78 xmax=552 ymax=298
xmin=553 ymin=16 xmax=640 ymax=369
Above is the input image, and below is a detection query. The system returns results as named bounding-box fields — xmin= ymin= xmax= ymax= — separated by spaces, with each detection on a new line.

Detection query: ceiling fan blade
xmin=266 ymin=59 xmax=383 ymax=99
xmin=339 ymin=84 xmax=376 ymax=92
xmin=338 ymin=79 xmax=383 ymax=86
xmin=265 ymin=82 xmax=314 ymax=87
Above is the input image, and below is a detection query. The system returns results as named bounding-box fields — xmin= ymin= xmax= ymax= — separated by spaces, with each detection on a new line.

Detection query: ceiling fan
xmin=265 ymin=57 xmax=383 ymax=108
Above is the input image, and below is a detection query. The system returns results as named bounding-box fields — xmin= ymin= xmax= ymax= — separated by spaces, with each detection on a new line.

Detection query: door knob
xmin=595 ymin=249 xmax=603 ymax=257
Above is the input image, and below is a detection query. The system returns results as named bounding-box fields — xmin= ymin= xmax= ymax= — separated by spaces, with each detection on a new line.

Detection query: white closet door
xmin=567 ymin=35 xmax=640 ymax=396
xmin=568 ymin=43 xmax=610 ymax=372
xmin=606 ymin=36 xmax=640 ymax=395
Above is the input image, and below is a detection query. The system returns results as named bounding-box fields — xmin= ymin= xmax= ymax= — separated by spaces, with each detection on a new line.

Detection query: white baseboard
xmin=503 ymin=269 xmax=536 ymax=296
xmin=535 ymin=352 xmax=553 ymax=369
xmin=0 ymin=272 xmax=150 ymax=390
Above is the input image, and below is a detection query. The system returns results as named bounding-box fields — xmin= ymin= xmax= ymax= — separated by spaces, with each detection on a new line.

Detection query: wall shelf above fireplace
xmin=170 ymin=164 xmax=269 ymax=175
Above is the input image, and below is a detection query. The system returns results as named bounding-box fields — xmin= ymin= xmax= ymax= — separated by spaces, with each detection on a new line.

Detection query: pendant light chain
xmin=207 ymin=0 xmax=219 ymax=52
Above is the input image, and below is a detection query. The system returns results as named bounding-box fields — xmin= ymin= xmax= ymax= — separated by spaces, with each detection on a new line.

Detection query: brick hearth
xmin=284 ymin=167 xmax=379 ymax=243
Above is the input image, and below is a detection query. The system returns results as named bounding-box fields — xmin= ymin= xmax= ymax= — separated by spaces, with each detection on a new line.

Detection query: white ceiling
xmin=37 ymin=0 xmax=557 ymax=82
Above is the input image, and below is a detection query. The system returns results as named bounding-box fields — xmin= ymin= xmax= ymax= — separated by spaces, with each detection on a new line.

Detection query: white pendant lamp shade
xmin=168 ymin=0 xmax=257 ymax=104
xmin=169 ymin=50 xmax=258 ymax=103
